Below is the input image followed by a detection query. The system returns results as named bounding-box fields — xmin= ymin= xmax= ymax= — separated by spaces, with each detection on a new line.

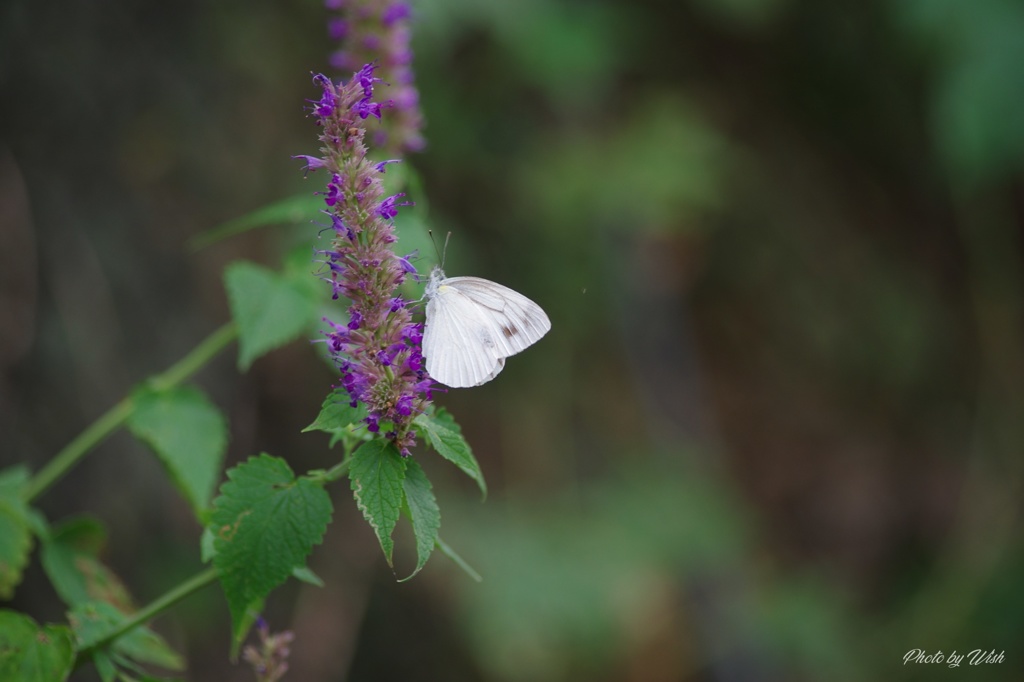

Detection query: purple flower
xmin=347 ymin=309 xmax=363 ymax=330
xmin=311 ymin=76 xmax=337 ymax=117
xmin=293 ymin=154 xmax=328 ymax=173
xmin=328 ymin=18 xmax=349 ymax=40
xmin=324 ymin=174 xmax=344 ymax=206
xmin=354 ymin=98 xmax=386 ymax=120
xmin=297 ymin=66 xmax=432 ymax=455
xmin=382 ymin=2 xmax=411 ymax=27
xmin=396 ymin=252 xmax=418 ymax=274
xmin=376 ymin=193 xmax=407 ymax=219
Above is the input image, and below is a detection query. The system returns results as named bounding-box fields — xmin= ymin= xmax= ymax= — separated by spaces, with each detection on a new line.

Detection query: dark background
xmin=2 ymin=0 xmax=1023 ymax=680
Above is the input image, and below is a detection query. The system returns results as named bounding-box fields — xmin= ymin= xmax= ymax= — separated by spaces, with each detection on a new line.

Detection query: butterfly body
xmin=423 ymin=266 xmax=551 ymax=388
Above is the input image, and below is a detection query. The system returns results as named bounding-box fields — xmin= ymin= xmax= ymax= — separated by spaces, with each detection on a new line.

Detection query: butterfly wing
xmin=442 ymin=277 xmax=551 ymax=357
xmin=424 ymin=284 xmax=507 ymax=388
xmin=423 ymin=276 xmax=550 ymax=388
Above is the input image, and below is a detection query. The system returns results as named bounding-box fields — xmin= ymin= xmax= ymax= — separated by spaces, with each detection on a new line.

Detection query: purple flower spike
xmin=297 ymin=65 xmax=433 ymax=454
xmin=243 ymin=618 xmax=295 ymax=682
xmin=325 ymin=0 xmax=425 ymax=155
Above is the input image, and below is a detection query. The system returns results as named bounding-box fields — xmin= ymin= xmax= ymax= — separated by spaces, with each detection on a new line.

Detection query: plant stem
xmin=22 ymin=398 xmax=133 ymax=504
xmin=76 ymin=567 xmax=220 ymax=663
xmin=315 ymin=459 xmax=351 ymax=483
xmin=151 ymin=321 xmax=238 ymax=391
xmin=23 ymin=322 xmax=238 ymax=503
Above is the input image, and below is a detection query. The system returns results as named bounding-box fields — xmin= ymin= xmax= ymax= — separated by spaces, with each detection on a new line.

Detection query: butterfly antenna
xmin=428 ymin=229 xmax=442 ymax=266
xmin=442 ymin=231 xmax=452 ymax=269
xmin=427 ymin=230 xmax=453 ymax=269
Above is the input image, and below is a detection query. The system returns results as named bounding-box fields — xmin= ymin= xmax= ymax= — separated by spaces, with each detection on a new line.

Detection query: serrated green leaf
xmin=224 ymin=261 xmax=319 ymax=370
xmin=0 ymin=610 xmax=75 ymax=682
xmin=128 ymin=386 xmax=227 ymax=517
xmin=69 ymin=602 xmax=184 ymax=672
xmin=189 ymin=192 xmax=322 ymax=250
xmin=304 ymin=389 xmax=372 ymax=453
xmin=43 ymin=523 xmax=184 ymax=673
xmin=209 ymin=454 xmax=332 ymax=648
xmin=40 ymin=517 xmax=134 ymax=611
xmin=349 ymin=439 xmax=407 ymax=564
xmin=0 ymin=524 xmax=24 ymax=582
xmin=303 ymin=389 xmax=368 ymax=434
xmin=399 ymin=459 xmax=440 ymax=582
xmin=0 ymin=467 xmax=46 ymax=544
xmin=0 ymin=468 xmax=33 ymax=599
xmin=413 ymin=409 xmax=486 ymax=498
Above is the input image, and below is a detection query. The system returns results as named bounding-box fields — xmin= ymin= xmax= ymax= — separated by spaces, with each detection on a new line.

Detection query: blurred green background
xmin=3 ymin=0 xmax=1024 ymax=680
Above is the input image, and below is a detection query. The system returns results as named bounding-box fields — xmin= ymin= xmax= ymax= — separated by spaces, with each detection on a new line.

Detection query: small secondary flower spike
xmin=296 ymin=65 xmax=432 ymax=455
xmin=326 ymin=0 xmax=424 ymax=155
xmin=242 ymin=618 xmax=294 ymax=682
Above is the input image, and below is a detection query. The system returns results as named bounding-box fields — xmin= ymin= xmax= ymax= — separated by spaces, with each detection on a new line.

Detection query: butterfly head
xmin=425 ymin=265 xmax=446 ymax=298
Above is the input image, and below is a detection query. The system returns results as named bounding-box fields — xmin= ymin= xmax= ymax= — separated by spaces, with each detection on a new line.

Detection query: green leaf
xmin=0 ymin=610 xmax=75 ymax=682
xmin=106 ymin=621 xmax=184 ymax=672
xmin=40 ymin=517 xmax=134 ymax=610
xmin=303 ymin=389 xmax=368 ymax=434
xmin=69 ymin=602 xmax=184 ymax=672
xmin=349 ymin=439 xmax=407 ymax=564
xmin=224 ymin=261 xmax=319 ymax=370
xmin=281 ymin=243 xmax=325 ymax=291
xmin=0 ymin=467 xmax=33 ymax=599
xmin=189 ymin=192 xmax=322 ymax=250
xmin=303 ymin=390 xmax=371 ymax=453
xmin=128 ymin=385 xmax=227 ymax=517
xmin=399 ymin=459 xmax=440 ymax=581
xmin=291 ymin=565 xmax=324 ymax=587
xmin=199 ymin=527 xmax=217 ymax=563
xmin=108 ymin=648 xmax=178 ymax=682
xmin=435 ymin=536 xmax=482 ymax=583
xmin=413 ymin=409 xmax=486 ymax=498
xmin=94 ymin=651 xmax=118 ymax=682
xmin=0 ymin=466 xmax=29 ymax=496
xmin=209 ymin=454 xmax=332 ymax=650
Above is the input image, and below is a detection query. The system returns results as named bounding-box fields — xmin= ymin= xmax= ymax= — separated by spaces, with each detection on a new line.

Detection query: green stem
xmin=76 ymin=567 xmax=220 ymax=663
xmin=24 ymin=322 xmax=238 ymax=503
xmin=22 ymin=398 xmax=133 ymax=504
xmin=314 ymin=459 xmax=351 ymax=484
xmin=151 ymin=321 xmax=238 ymax=391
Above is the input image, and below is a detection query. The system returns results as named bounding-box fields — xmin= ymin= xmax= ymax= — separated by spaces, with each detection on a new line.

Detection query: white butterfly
xmin=423 ymin=266 xmax=551 ymax=388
